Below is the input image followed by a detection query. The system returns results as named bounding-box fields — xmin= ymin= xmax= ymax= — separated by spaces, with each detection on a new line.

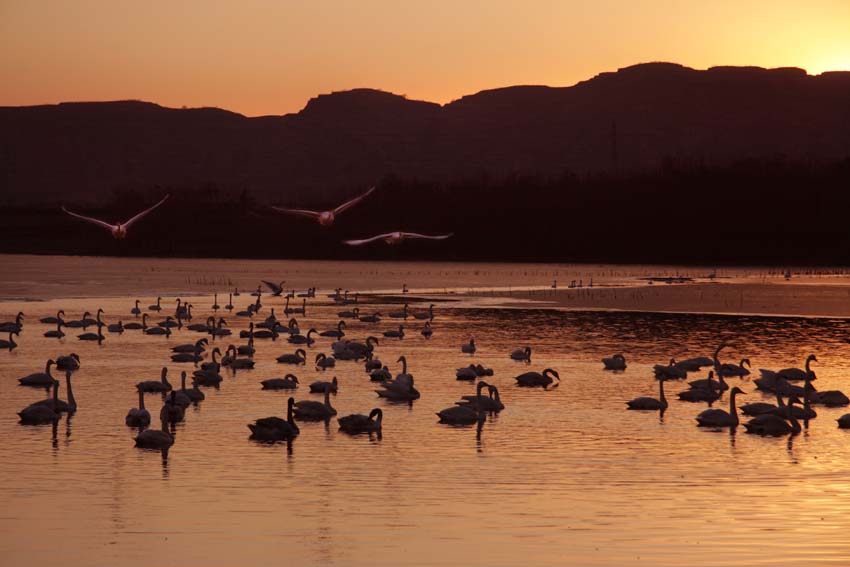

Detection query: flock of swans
xmin=6 ymin=283 xmax=549 ymax=451
xmin=60 ymin=186 xmax=453 ymax=245
xmin=617 ymin=345 xmax=850 ymax=436
xmin=7 ymin=288 xmax=850 ymax=455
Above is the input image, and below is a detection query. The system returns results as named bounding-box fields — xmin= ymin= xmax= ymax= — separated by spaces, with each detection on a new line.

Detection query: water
xmin=2 ymin=257 xmax=850 ymax=566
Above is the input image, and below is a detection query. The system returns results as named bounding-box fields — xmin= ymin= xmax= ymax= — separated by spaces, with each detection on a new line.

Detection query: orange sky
xmin=1 ymin=0 xmax=849 ymax=117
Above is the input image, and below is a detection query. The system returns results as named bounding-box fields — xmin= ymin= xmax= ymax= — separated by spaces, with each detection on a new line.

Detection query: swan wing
xmin=343 ymin=233 xmax=393 ymax=246
xmin=122 ymin=194 xmax=170 ymax=228
xmin=401 ymin=232 xmax=454 ymax=241
xmin=270 ymin=206 xmax=322 ymax=219
xmin=262 ymin=280 xmax=282 ymax=293
xmin=61 ymin=206 xmax=117 ymax=232
xmin=332 ymin=186 xmax=375 ymax=215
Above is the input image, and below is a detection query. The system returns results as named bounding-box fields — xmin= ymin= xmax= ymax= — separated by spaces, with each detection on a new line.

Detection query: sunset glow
xmin=2 ymin=0 xmax=849 ymax=116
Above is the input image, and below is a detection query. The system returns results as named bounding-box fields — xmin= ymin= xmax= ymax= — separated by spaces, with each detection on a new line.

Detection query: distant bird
xmin=421 ymin=321 xmax=433 ymax=338
xmin=277 ymin=348 xmax=307 ymax=365
xmin=0 ymin=312 xmax=24 ymax=333
xmin=338 ymin=408 xmax=383 ymax=434
xmin=602 ymin=354 xmax=627 ymax=371
xmin=309 ymin=376 xmax=338 ymax=393
xmin=0 ymin=331 xmax=19 ymax=351
xmin=56 ymin=353 xmax=81 ymax=371
xmin=271 ymin=186 xmax=375 ymax=226
xmin=343 ymin=231 xmax=453 ymax=246
xmin=125 ymin=385 xmax=151 ymax=427
xmin=695 ymin=387 xmax=746 ymax=427
xmin=461 ymin=338 xmax=476 ymax=354
xmin=137 ymin=367 xmax=172 ymax=392
xmin=19 ymin=359 xmax=56 ymax=387
xmin=510 ymin=346 xmax=532 ymax=362
xmin=293 ymin=386 xmax=337 ymax=420
xmin=40 ymin=310 xmax=65 ymax=324
xmin=262 ymin=280 xmax=286 ymax=296
xmin=62 ymin=194 xmax=170 ymax=239
xmin=249 ymin=397 xmax=300 ymax=441
xmin=261 ymin=374 xmax=299 ymax=390
xmin=626 ymin=379 xmax=667 ymax=411
xmin=516 ymin=368 xmax=559 ymax=388
xmin=134 ymin=419 xmax=174 ymax=449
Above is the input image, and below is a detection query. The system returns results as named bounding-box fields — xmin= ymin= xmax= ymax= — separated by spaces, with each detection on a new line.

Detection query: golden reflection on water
xmin=2 ymin=266 xmax=850 ymax=564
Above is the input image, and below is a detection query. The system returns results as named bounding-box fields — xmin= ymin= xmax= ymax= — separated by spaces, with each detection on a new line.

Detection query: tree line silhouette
xmin=2 ymin=156 xmax=849 ymax=265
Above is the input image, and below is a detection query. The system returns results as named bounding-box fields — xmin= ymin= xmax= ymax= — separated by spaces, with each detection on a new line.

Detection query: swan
xmin=200 ymin=347 xmax=222 ymax=372
xmin=719 ymin=358 xmax=751 ymax=378
xmin=811 ymin=390 xmax=850 ymax=407
xmin=359 ymin=312 xmax=381 ymax=323
xmin=389 ymin=304 xmax=409 ymax=319
xmin=228 ymin=352 xmax=255 ymax=370
xmin=185 ymin=381 xmax=205 ymax=402
xmin=421 ymin=321 xmax=433 ymax=338
xmin=107 ymin=320 xmax=124 ymax=333
xmin=210 ymin=318 xmax=231 ymax=337
xmin=221 ymin=345 xmax=237 ymax=366
xmin=125 ymin=385 xmax=151 ymax=426
xmin=40 ymin=310 xmax=65 ymax=324
xmin=315 ymin=353 xmax=336 ymax=369
xmin=262 ymin=280 xmax=286 ymax=296
xmin=249 ymin=397 xmax=300 ymax=440
xmin=376 ymin=375 xmax=420 ymax=401
xmin=31 ymin=371 xmax=76 ymax=413
xmin=515 ymin=368 xmax=559 ymax=388
xmin=18 ymin=393 xmax=61 ymax=424
xmin=320 ymin=321 xmax=346 ymax=338
xmin=338 ymin=307 xmax=359 ymax=319
xmin=131 ymin=301 xmax=141 ymax=316
xmin=602 ymin=354 xmax=626 ymax=371
xmin=123 ymin=313 xmax=148 ymax=330
xmin=174 ymin=372 xmax=192 ymax=407
xmin=19 ymin=359 xmax=56 ymax=387
xmin=688 ymin=370 xmax=728 ymax=392
xmin=62 ymin=194 xmax=169 ymax=239
xmin=370 ymin=366 xmax=392 ymax=382
xmin=276 ymin=318 xmax=300 ymax=335
xmin=383 ymin=325 xmax=405 ymax=339
xmin=837 ymin=414 xmax=850 ymax=429
xmin=343 ymin=231 xmax=453 ymax=246
xmin=256 ymin=310 xmax=278 ymax=330
xmin=626 ymin=378 xmax=668 ymax=411
xmin=309 ymin=376 xmax=338 ymax=393
xmin=653 ymin=359 xmax=687 ymax=380
xmin=261 ymin=373 xmax=299 ymax=390
xmin=461 ymin=338 xmax=476 ymax=354
xmin=144 ymin=317 xmax=172 ymax=336
xmin=272 ymin=186 xmax=375 ymax=226
xmin=160 ymin=391 xmax=185 ymax=423
xmin=293 ymin=386 xmax=337 ymax=419
xmin=173 ymin=338 xmax=208 ymax=354
xmin=43 ymin=320 xmax=65 ymax=338
xmin=238 ymin=338 xmax=256 ymax=356
xmin=413 ymin=304 xmax=435 ymax=321
xmin=333 ymin=336 xmax=379 ymax=360
xmin=744 ymin=397 xmax=802 ymax=436
xmin=777 ymin=354 xmax=817 ymax=381
xmin=338 ymin=408 xmax=383 ymax=434
xmin=239 ymin=322 xmax=256 ymax=339
xmin=0 ymin=312 xmax=24 ymax=333
xmin=78 ymin=311 xmax=106 ymax=340
xmin=138 ymin=367 xmax=173 ymax=392
xmin=677 ymin=384 xmax=721 ymax=403
xmin=510 ymin=346 xmax=532 ymax=361
xmin=675 ymin=356 xmax=715 ymax=372
xmin=438 ymin=382 xmax=489 ymax=424
xmin=287 ymin=327 xmax=317 ymax=345
xmin=767 ymin=389 xmax=817 ymax=419
xmin=192 ymin=367 xmax=224 ymax=386
xmin=277 ymin=348 xmax=307 ymax=365
xmin=225 ymin=293 xmax=234 ymax=311
xmin=456 ymin=365 xmax=478 ymax=381
xmin=64 ymin=311 xmax=92 ymax=329
xmin=134 ymin=418 xmax=175 ymax=449
xmin=695 ymin=387 xmax=745 ymax=427
xmin=458 ymin=384 xmax=505 ymax=412
xmin=148 ymin=297 xmax=163 ymax=312
xmin=55 ymin=353 xmax=81 ymax=371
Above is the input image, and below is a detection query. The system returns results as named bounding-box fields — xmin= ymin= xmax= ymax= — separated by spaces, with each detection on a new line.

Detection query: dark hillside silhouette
xmin=2 ymin=62 xmax=850 ymax=206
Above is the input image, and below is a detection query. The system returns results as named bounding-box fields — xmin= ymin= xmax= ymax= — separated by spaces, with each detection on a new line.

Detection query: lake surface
xmin=2 ymin=256 xmax=850 ymax=566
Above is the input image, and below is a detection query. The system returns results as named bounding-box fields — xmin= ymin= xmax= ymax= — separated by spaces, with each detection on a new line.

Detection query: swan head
xmin=286 ymin=374 xmax=298 ymax=383
xmin=730 ymin=386 xmax=746 ymax=396
xmin=369 ymin=408 xmax=382 ymax=422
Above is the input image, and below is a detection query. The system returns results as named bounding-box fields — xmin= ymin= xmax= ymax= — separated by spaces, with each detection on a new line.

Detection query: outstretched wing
xmin=342 ymin=233 xmax=393 ymax=246
xmin=123 ymin=194 xmax=171 ymax=229
xmin=270 ymin=206 xmax=322 ymax=220
xmin=61 ymin=206 xmax=117 ymax=232
xmin=402 ymin=232 xmax=454 ymax=241
xmin=262 ymin=280 xmax=282 ymax=293
xmin=333 ymin=186 xmax=376 ymax=216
